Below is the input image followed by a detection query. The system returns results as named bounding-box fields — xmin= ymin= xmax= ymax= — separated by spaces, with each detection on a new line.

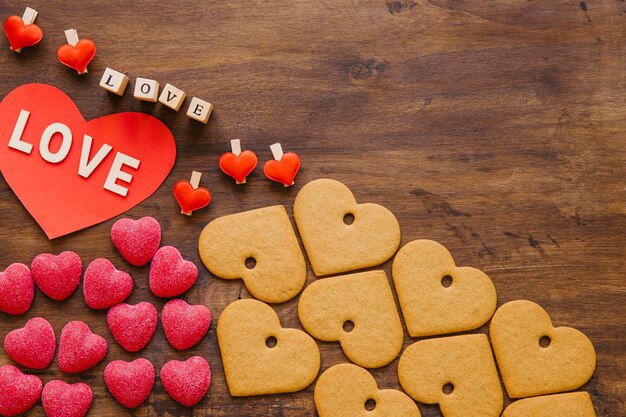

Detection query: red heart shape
xmin=58 ymin=321 xmax=108 ymax=373
xmin=104 ymin=358 xmax=155 ymax=408
xmin=174 ymin=180 xmax=211 ymax=214
xmin=0 ymin=84 xmax=176 ymax=239
xmin=161 ymin=356 xmax=211 ymax=406
xmin=83 ymin=258 xmax=133 ymax=309
xmin=31 ymin=251 xmax=82 ymax=301
xmin=219 ymin=150 xmax=258 ymax=183
xmin=0 ymin=263 xmax=34 ymax=315
xmin=162 ymin=299 xmax=211 ymax=350
xmin=3 ymin=16 xmax=43 ymax=50
xmin=42 ymin=380 xmax=92 ymax=417
xmin=263 ymin=152 xmax=301 ymax=186
xmin=4 ymin=317 xmax=56 ymax=369
xmin=0 ymin=365 xmax=42 ymax=416
xmin=57 ymin=39 xmax=96 ymax=73
xmin=111 ymin=217 xmax=161 ymax=266
xmin=149 ymin=246 xmax=198 ymax=298
xmin=107 ymin=302 xmax=158 ymax=352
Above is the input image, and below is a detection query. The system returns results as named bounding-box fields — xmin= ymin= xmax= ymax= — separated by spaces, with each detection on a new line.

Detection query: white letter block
xmin=133 ymin=78 xmax=159 ymax=102
xmin=99 ymin=68 xmax=129 ymax=96
xmin=186 ymin=97 xmax=213 ymax=124
xmin=158 ymin=83 xmax=186 ymax=111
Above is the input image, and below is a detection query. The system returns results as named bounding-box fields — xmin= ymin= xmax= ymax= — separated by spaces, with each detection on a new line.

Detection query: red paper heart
xmin=4 ymin=16 xmax=43 ymax=50
xmin=58 ymin=321 xmax=108 ymax=373
xmin=0 ymin=84 xmax=176 ymax=239
xmin=107 ymin=302 xmax=158 ymax=352
xmin=219 ymin=150 xmax=258 ymax=183
xmin=104 ymin=358 xmax=155 ymax=408
xmin=263 ymin=152 xmax=301 ymax=186
xmin=162 ymin=299 xmax=211 ymax=350
xmin=4 ymin=317 xmax=56 ymax=369
xmin=0 ymin=365 xmax=42 ymax=416
xmin=173 ymin=180 xmax=211 ymax=214
xmin=161 ymin=356 xmax=211 ymax=406
xmin=42 ymin=380 xmax=92 ymax=417
xmin=57 ymin=39 xmax=96 ymax=73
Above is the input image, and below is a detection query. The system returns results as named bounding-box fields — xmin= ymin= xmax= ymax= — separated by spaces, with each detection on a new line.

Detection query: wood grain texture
xmin=0 ymin=0 xmax=624 ymax=415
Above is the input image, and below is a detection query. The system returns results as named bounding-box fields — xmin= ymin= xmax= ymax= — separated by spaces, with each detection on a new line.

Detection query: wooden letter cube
xmin=158 ymin=83 xmax=186 ymax=111
xmin=99 ymin=68 xmax=129 ymax=96
xmin=133 ymin=78 xmax=160 ymax=102
xmin=186 ymin=97 xmax=213 ymax=124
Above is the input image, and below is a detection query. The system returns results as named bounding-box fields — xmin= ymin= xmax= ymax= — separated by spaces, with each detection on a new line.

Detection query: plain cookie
xmin=490 ymin=300 xmax=596 ymax=398
xmin=392 ymin=239 xmax=497 ymax=337
xmin=293 ymin=179 xmax=400 ymax=276
xmin=315 ymin=363 xmax=421 ymax=417
xmin=398 ymin=334 xmax=503 ymax=417
xmin=217 ymin=299 xmax=320 ymax=396
xmin=198 ymin=205 xmax=306 ymax=303
xmin=298 ymin=270 xmax=403 ymax=368
xmin=502 ymin=392 xmax=596 ymax=417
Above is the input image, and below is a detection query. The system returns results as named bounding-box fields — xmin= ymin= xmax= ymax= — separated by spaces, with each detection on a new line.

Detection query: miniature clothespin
xmin=4 ymin=7 xmax=43 ymax=53
xmin=57 ymin=29 xmax=96 ymax=74
xmin=263 ymin=143 xmax=301 ymax=187
xmin=219 ymin=139 xmax=258 ymax=184
xmin=174 ymin=171 xmax=212 ymax=216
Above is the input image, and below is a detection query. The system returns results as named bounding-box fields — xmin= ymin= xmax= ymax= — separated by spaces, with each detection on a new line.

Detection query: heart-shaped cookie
xmin=490 ymin=300 xmax=596 ymax=398
xmin=298 ymin=270 xmax=403 ymax=368
xmin=58 ymin=321 xmax=108 ymax=373
xmin=4 ymin=317 xmax=56 ymax=369
xmin=293 ymin=178 xmax=400 ymax=276
xmin=42 ymin=380 xmax=93 ymax=417
xmin=4 ymin=16 xmax=43 ymax=51
xmin=0 ymin=365 xmax=42 ymax=416
xmin=107 ymin=302 xmax=158 ymax=352
xmin=219 ymin=150 xmax=258 ymax=183
xmin=104 ymin=358 xmax=155 ymax=408
xmin=315 ymin=363 xmax=421 ymax=417
xmin=57 ymin=39 xmax=96 ymax=74
xmin=199 ymin=205 xmax=307 ymax=303
xmin=111 ymin=217 xmax=161 ymax=266
xmin=217 ymin=299 xmax=320 ymax=396
xmin=161 ymin=356 xmax=211 ymax=406
xmin=0 ymin=263 xmax=34 ymax=315
xmin=502 ymin=392 xmax=597 ymax=417
xmin=392 ymin=240 xmax=497 ymax=337
xmin=83 ymin=258 xmax=133 ymax=309
xmin=398 ymin=334 xmax=503 ymax=417
xmin=31 ymin=251 xmax=82 ymax=301
xmin=162 ymin=299 xmax=211 ymax=350
xmin=149 ymin=246 xmax=198 ymax=298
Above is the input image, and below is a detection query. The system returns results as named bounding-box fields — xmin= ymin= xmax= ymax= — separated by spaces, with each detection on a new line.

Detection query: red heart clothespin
xmin=174 ymin=171 xmax=211 ymax=216
xmin=4 ymin=7 xmax=43 ymax=53
xmin=219 ymin=139 xmax=258 ymax=184
xmin=57 ymin=29 xmax=96 ymax=74
xmin=264 ymin=143 xmax=300 ymax=187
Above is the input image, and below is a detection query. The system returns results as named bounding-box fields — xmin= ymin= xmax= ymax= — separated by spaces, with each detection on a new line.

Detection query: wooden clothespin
xmin=174 ymin=171 xmax=212 ymax=216
xmin=218 ymin=139 xmax=259 ymax=184
xmin=7 ymin=7 xmax=42 ymax=53
xmin=59 ymin=29 xmax=96 ymax=74
xmin=264 ymin=143 xmax=301 ymax=187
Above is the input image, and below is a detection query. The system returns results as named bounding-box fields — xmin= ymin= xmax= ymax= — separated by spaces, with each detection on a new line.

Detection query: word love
xmin=9 ymin=109 xmax=139 ymax=197
xmin=0 ymin=84 xmax=176 ymax=239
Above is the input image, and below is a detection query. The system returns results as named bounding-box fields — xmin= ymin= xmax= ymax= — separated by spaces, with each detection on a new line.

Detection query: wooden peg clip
xmin=270 ymin=143 xmax=284 ymax=161
xmin=13 ymin=7 xmax=38 ymax=53
xmin=64 ymin=29 xmax=87 ymax=73
xmin=174 ymin=170 xmax=212 ymax=216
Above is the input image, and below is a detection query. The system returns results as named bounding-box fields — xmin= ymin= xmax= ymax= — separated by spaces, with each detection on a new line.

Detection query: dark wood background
xmin=0 ymin=0 xmax=624 ymax=416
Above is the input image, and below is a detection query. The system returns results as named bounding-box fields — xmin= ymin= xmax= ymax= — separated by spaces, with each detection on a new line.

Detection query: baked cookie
xmin=502 ymin=392 xmax=596 ymax=417
xmin=217 ymin=299 xmax=320 ymax=396
xmin=398 ymin=334 xmax=502 ymax=417
xmin=198 ymin=205 xmax=306 ymax=303
xmin=298 ymin=270 xmax=403 ymax=368
xmin=392 ymin=240 xmax=497 ymax=337
xmin=293 ymin=179 xmax=400 ymax=276
xmin=490 ymin=300 xmax=596 ymax=398
xmin=315 ymin=363 xmax=420 ymax=417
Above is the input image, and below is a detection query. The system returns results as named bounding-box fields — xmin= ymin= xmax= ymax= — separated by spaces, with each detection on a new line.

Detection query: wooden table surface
xmin=0 ymin=1 xmax=624 ymax=416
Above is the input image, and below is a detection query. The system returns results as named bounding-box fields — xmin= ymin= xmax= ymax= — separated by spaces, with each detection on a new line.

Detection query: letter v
xmin=78 ymin=134 xmax=113 ymax=178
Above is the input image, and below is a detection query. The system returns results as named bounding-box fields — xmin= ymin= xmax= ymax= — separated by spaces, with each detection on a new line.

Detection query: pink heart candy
xmin=161 ymin=356 xmax=211 ymax=406
xmin=162 ymin=299 xmax=211 ymax=350
xmin=42 ymin=380 xmax=93 ymax=417
xmin=111 ymin=217 xmax=161 ymax=266
xmin=83 ymin=258 xmax=133 ymax=309
xmin=149 ymin=246 xmax=198 ymax=298
xmin=0 ymin=263 xmax=34 ymax=315
xmin=58 ymin=321 xmax=108 ymax=373
xmin=32 ymin=251 xmax=82 ymax=301
xmin=107 ymin=302 xmax=158 ymax=352
xmin=0 ymin=365 xmax=42 ymax=416
xmin=104 ymin=358 xmax=155 ymax=408
xmin=4 ymin=317 xmax=56 ymax=369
